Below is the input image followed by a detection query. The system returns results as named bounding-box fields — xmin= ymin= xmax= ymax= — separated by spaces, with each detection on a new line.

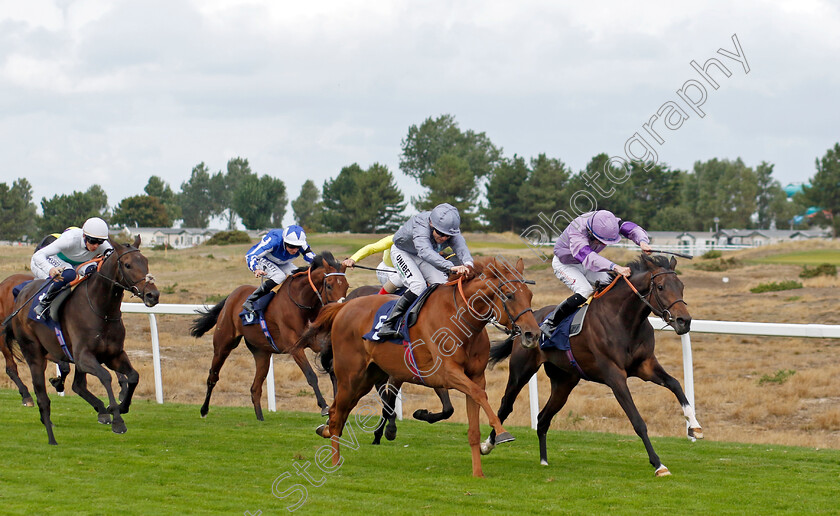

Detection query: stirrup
xmin=34 ymin=302 xmax=49 ymax=318
xmin=539 ymin=322 xmax=553 ymax=339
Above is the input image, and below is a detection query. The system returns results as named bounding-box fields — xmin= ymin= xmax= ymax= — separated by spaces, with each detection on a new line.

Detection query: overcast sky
xmin=1 ymin=0 xmax=838 ymax=228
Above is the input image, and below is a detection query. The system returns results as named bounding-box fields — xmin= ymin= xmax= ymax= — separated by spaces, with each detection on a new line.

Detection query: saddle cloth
xmin=539 ymin=304 xmax=589 ymax=351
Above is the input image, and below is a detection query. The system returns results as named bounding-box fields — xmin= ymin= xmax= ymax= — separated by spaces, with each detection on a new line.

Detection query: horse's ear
xmin=133 ymin=235 xmax=141 ymax=248
xmin=669 ymin=256 xmax=677 ymax=270
xmin=514 ymin=258 xmax=524 ymax=274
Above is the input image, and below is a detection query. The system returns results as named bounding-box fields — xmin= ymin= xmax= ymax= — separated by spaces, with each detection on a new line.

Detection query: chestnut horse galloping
xmin=298 ymin=256 xmax=540 ymax=477
xmin=481 ymin=254 xmax=702 ymax=476
xmin=190 ymin=252 xmax=348 ymax=421
xmin=4 ymin=236 xmax=159 ymax=445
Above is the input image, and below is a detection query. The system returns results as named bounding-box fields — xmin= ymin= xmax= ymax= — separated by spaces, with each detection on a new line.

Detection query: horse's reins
xmin=449 ymin=275 xmax=536 ymax=337
xmin=87 ymin=247 xmax=156 ymax=321
xmin=286 ymin=266 xmax=346 ymax=310
xmin=594 ymin=270 xmax=687 ymax=326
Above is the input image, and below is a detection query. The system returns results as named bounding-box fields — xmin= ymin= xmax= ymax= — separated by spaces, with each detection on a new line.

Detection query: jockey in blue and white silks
xmin=30 ymin=217 xmax=113 ymax=319
xmin=541 ymin=210 xmax=652 ymax=337
xmin=242 ymin=225 xmax=316 ymax=313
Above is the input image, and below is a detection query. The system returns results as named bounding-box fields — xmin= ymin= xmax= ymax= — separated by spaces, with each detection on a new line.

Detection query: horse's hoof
xmin=48 ymin=377 xmax=64 ymax=393
xmin=412 ymin=409 xmax=429 ymax=421
xmin=540 ymin=459 xmax=549 ymax=466
xmin=112 ymin=421 xmax=127 ymax=434
xmin=315 ymin=424 xmax=328 ymax=438
xmin=22 ymin=398 xmax=34 ymax=407
xmin=98 ymin=414 xmax=112 ymax=425
xmin=256 ymin=414 xmax=264 ymax=422
xmin=494 ymin=431 xmax=515 ymax=444
xmin=384 ymin=427 xmax=397 ymax=441
xmin=371 ymin=437 xmax=381 ymax=445
xmin=688 ymin=427 xmax=704 ymax=440
xmin=320 ymin=406 xmax=329 ymax=417
xmin=479 ymin=440 xmax=495 ymax=456
xmin=654 ymin=465 xmax=671 ymax=477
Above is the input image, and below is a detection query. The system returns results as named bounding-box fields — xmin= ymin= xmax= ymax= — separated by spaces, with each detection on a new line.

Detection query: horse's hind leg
xmin=200 ymin=335 xmax=241 ymax=418
xmin=413 ymin=387 xmax=453 ymax=424
xmin=249 ymin=348 xmax=272 ymax=421
xmin=536 ymin=363 xmax=579 ymax=466
xmin=372 ymin=380 xmax=400 ymax=444
xmin=49 ymin=360 xmax=70 ymax=393
xmin=74 ymin=349 xmax=125 ymax=435
xmin=70 ymin=370 xmax=111 ymax=425
xmin=637 ymin=356 xmax=703 ymax=439
xmin=107 ymin=352 xmax=139 ymax=414
xmin=2 ymin=343 xmax=33 ymax=406
xmin=290 ymin=348 xmax=329 ymax=416
xmin=603 ymin=368 xmax=669 ymax=476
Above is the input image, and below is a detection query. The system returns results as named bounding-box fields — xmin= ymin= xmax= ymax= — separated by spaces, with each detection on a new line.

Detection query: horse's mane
xmin=290 ymin=251 xmax=340 ymax=275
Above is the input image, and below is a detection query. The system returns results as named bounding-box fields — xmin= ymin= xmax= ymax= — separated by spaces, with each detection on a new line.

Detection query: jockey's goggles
xmin=85 ymin=236 xmax=106 ymax=245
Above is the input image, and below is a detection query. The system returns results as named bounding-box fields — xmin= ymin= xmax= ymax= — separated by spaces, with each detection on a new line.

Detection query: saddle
xmin=363 ymin=284 xmax=438 ymax=343
xmin=539 ymin=303 xmax=589 ymax=351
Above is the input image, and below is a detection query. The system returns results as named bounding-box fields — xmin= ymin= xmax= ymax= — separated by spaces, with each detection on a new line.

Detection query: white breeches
xmin=375 ymin=261 xmax=403 ymax=287
xmin=256 ymin=259 xmax=298 ymax=284
xmin=390 ymin=245 xmax=447 ymax=295
xmin=552 ymin=256 xmax=611 ymax=298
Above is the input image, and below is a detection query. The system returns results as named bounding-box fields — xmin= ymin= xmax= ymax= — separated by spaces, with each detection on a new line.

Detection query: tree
xmin=145 ymin=176 xmax=182 ymax=223
xmin=801 ymin=143 xmax=840 ymax=237
xmin=400 ymin=114 xmax=501 ymax=218
xmin=39 ymin=185 xmax=109 ymax=235
xmin=518 ymin=154 xmax=574 ymax=233
xmin=111 ymin=195 xmax=171 ymax=227
xmin=232 ymin=174 xmax=287 ymax=230
xmin=179 ymin=163 xmax=217 ymax=228
xmin=413 ymin=155 xmax=479 ymax=230
xmin=321 ymin=163 xmax=406 ymax=233
xmin=214 ymin=157 xmax=254 ymax=230
xmin=292 ymin=179 xmax=324 ymax=232
xmin=0 ymin=178 xmax=38 ymax=241
xmin=483 ymin=155 xmax=530 ymax=232
xmin=686 ymin=158 xmax=758 ymax=230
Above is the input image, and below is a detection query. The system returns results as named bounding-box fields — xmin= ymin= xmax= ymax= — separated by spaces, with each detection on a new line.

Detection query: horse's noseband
xmin=643 ymin=270 xmax=688 ymax=326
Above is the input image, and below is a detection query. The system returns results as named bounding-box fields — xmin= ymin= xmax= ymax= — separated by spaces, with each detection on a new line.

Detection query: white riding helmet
xmin=282 ymin=225 xmax=307 ymax=247
xmin=430 ymin=203 xmax=461 ymax=236
xmin=82 ymin=217 xmax=109 ymax=240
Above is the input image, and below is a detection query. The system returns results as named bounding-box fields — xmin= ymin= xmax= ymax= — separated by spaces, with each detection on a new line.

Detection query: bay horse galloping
xmin=0 ymin=273 xmax=35 ymax=406
xmin=4 ymin=236 xmax=159 ymax=444
xmin=299 ymin=256 xmax=540 ymax=477
xmin=481 ymin=254 xmax=702 ymax=476
xmin=190 ymin=252 xmax=348 ymax=421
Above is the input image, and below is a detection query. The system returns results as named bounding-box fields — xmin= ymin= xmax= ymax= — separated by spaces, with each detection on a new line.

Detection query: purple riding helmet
xmin=586 ymin=210 xmax=622 ymax=244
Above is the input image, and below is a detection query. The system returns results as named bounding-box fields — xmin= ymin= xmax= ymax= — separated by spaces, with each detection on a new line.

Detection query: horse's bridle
xmin=624 ymin=270 xmax=688 ymax=327
xmin=286 ymin=267 xmax=346 ymax=310
xmin=87 ymin=247 xmax=156 ymax=320
xmin=453 ymin=276 xmax=536 ymax=338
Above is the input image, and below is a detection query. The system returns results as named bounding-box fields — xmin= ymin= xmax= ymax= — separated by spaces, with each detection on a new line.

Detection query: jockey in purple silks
xmin=541 ymin=209 xmax=652 ymax=337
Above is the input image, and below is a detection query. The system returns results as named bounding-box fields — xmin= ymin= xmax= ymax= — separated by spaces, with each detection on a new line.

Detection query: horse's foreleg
xmin=604 ymin=370 xmax=669 ymax=476
xmin=371 ymin=379 xmax=398 ymax=445
xmin=637 ymin=357 xmax=703 ymax=440
xmin=70 ymin=369 xmax=110 ymax=424
xmin=482 ymin=348 xmax=542 ymax=455
xmin=323 ymin=372 xmax=378 ymax=466
xmin=26 ymin=355 xmax=56 ymax=445
xmin=107 ymin=352 xmax=139 ymax=414
xmin=536 ymin=363 xmax=579 ymax=466
xmin=3 ymin=344 xmax=33 ymax=406
xmin=74 ymin=349 xmax=124 ymax=434
xmin=465 ymin=393 xmax=484 ymax=478
xmin=448 ymin=370 xmax=514 ymax=448
xmin=250 ymin=350 xmax=271 ymax=421
xmin=49 ymin=360 xmax=71 ymax=394
xmin=291 ymin=348 xmax=328 ymax=416
xmin=200 ymin=336 xmax=239 ymax=418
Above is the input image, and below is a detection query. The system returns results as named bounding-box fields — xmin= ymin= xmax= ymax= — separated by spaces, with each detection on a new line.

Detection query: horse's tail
xmin=3 ymin=325 xmax=23 ymax=362
xmin=488 ymin=335 xmax=516 ymax=368
xmin=189 ymin=297 xmax=228 ymax=338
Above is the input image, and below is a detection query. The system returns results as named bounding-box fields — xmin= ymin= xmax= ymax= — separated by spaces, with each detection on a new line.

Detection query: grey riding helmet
xmin=430 ymin=203 xmax=461 ymax=236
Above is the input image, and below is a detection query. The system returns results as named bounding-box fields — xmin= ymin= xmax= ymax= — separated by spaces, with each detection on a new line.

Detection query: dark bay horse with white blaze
xmin=190 ymin=252 xmax=348 ymax=420
xmin=298 ymin=256 xmax=540 ymax=477
xmin=4 ymin=236 xmax=159 ymax=445
xmin=481 ymin=254 xmax=702 ymax=476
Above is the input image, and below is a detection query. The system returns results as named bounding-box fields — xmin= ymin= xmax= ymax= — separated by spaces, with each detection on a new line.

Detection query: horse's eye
xmin=326 ymin=285 xmax=332 ymax=290
xmin=505 ymin=292 xmax=515 ymax=300
xmin=657 ymin=284 xmax=663 ymax=291
xmin=124 ymin=263 xmax=131 ymax=269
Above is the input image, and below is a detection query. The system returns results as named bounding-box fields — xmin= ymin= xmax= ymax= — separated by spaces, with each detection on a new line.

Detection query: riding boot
xmin=540 ymin=293 xmax=587 ymax=338
xmin=33 ymin=281 xmax=66 ymax=319
xmin=376 ymin=291 xmax=418 ymax=341
xmin=242 ymin=279 xmax=278 ymax=313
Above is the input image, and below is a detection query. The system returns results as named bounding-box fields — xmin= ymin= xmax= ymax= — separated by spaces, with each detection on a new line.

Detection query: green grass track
xmin=0 ymin=390 xmax=837 ymax=515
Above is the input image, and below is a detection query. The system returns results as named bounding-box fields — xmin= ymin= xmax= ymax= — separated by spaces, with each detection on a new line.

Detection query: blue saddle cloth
xmin=13 ymin=280 xmax=74 ymax=362
xmin=539 ymin=308 xmax=581 ymax=351
xmin=362 ymin=299 xmax=411 ymax=344
xmin=239 ymin=291 xmax=276 ymax=327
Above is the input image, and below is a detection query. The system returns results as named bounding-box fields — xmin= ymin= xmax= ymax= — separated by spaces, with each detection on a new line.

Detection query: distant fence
xmin=119 ymin=303 xmax=840 ymax=428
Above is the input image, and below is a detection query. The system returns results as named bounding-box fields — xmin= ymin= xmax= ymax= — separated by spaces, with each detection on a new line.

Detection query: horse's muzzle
xmin=519 ymin=331 xmax=539 ymax=349
xmin=673 ymin=317 xmax=691 ymax=335
xmin=143 ymin=289 xmax=160 ymax=307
